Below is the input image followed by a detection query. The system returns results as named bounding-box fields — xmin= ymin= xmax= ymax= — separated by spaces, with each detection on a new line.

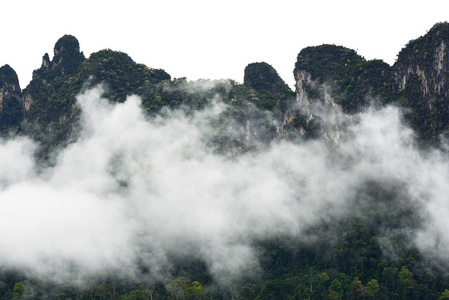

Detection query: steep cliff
xmin=23 ymin=35 xmax=85 ymax=127
xmin=243 ymin=62 xmax=298 ymax=139
xmin=294 ymin=44 xmax=393 ymax=114
xmin=293 ymin=22 xmax=449 ymax=144
xmin=22 ymin=36 xmax=171 ymax=160
xmin=0 ymin=65 xmax=23 ymax=133
xmin=244 ymin=62 xmax=294 ymax=110
xmin=3 ymin=23 xmax=449 ymax=149
xmin=32 ymin=34 xmax=85 ymax=82
xmin=393 ymin=22 xmax=449 ymax=143
xmin=292 ymin=45 xmax=370 ymax=141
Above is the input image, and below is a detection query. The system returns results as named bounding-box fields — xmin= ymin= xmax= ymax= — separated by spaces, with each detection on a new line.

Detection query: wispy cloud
xmin=1 ymin=85 xmax=449 ymax=286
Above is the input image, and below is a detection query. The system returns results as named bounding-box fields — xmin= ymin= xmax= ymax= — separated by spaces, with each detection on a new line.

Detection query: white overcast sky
xmin=1 ymin=0 xmax=448 ymax=89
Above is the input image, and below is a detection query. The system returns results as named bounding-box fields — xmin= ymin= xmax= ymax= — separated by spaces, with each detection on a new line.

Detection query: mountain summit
xmin=33 ymin=34 xmax=85 ymax=82
xmin=293 ymin=21 xmax=449 ymax=144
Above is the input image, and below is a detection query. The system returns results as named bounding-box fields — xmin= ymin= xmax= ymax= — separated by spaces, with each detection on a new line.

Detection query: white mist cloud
xmin=1 ymin=85 xmax=449 ymax=285
xmin=0 ymin=138 xmax=36 ymax=188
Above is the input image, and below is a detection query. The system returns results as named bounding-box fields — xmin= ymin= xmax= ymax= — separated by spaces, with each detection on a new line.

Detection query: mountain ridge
xmin=2 ymin=22 xmax=449 ymax=300
xmin=3 ymin=23 xmax=449 ymax=147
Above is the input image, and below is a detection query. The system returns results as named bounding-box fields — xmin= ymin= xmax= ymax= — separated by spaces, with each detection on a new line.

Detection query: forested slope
xmin=1 ymin=23 xmax=449 ymax=300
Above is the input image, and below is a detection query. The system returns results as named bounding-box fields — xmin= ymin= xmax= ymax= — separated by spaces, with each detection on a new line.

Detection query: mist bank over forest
xmin=1 ymin=22 xmax=449 ymax=299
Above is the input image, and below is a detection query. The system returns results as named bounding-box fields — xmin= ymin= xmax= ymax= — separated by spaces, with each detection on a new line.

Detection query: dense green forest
xmin=1 ymin=23 xmax=449 ymax=300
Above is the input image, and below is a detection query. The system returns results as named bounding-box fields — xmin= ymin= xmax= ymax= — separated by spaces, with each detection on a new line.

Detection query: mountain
xmin=19 ymin=35 xmax=171 ymax=160
xmin=2 ymin=36 xmax=291 ymax=160
xmin=293 ymin=22 xmax=449 ymax=145
xmin=2 ymin=23 xmax=449 ymax=300
xmin=2 ymin=23 xmax=449 ymax=147
xmin=32 ymin=34 xmax=86 ymax=83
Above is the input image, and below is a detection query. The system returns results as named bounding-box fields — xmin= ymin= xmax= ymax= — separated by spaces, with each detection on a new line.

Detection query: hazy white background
xmin=1 ymin=0 xmax=448 ymax=89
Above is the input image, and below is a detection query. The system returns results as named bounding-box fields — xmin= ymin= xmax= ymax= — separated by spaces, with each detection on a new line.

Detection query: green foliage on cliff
xmin=22 ymin=45 xmax=171 ymax=160
xmin=53 ymin=34 xmax=86 ymax=76
xmin=0 ymin=65 xmax=23 ymax=133
xmin=77 ymin=49 xmax=171 ymax=103
xmin=394 ymin=22 xmax=449 ymax=144
xmin=24 ymin=38 xmax=169 ymax=136
xmin=244 ymin=62 xmax=295 ymax=111
xmin=295 ymin=45 xmax=364 ymax=84
xmin=24 ymin=42 xmax=286 ymax=158
xmin=0 ymin=95 xmax=23 ymax=132
xmin=0 ymin=64 xmax=20 ymax=88
xmin=32 ymin=35 xmax=86 ymax=83
xmin=397 ymin=22 xmax=449 ymax=69
xmin=295 ymin=44 xmax=394 ymax=113
xmin=293 ymin=23 xmax=449 ymax=145
xmin=142 ymin=77 xmax=228 ymax=111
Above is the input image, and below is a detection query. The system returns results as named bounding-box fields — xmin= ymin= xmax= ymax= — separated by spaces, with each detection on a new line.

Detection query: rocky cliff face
xmin=32 ymin=34 xmax=85 ymax=82
xmin=0 ymin=65 xmax=21 ymax=108
xmin=2 ymin=22 xmax=449 ymax=149
xmin=393 ymin=24 xmax=449 ymax=95
xmin=0 ymin=65 xmax=23 ymax=133
xmin=20 ymin=36 xmax=173 ymax=161
xmin=294 ymin=69 xmax=317 ymax=109
xmin=22 ymin=34 xmax=85 ymax=131
xmin=243 ymin=62 xmax=297 ymax=139
xmin=293 ymin=22 xmax=449 ymax=144
xmin=392 ymin=22 xmax=449 ymax=142
xmin=243 ymin=62 xmax=294 ymax=110
xmin=292 ymin=45 xmax=368 ymax=142
xmin=16 ymin=35 xmax=86 ymax=157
